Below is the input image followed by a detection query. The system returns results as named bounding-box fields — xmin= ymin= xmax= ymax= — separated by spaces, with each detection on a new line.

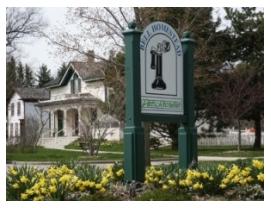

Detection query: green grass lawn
xmin=8 ymin=141 xmax=263 ymax=162
xmin=65 ymin=140 xmax=264 ymax=158
xmin=6 ymin=147 xmax=85 ymax=162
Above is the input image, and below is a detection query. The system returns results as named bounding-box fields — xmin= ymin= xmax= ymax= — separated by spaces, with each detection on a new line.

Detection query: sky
xmin=14 ymin=7 xmax=230 ymax=77
xmin=17 ymin=7 xmax=68 ymax=76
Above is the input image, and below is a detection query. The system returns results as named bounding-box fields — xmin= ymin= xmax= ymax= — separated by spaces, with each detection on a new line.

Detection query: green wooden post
xmin=179 ymin=31 xmax=198 ymax=169
xmin=123 ymin=22 xmax=145 ymax=182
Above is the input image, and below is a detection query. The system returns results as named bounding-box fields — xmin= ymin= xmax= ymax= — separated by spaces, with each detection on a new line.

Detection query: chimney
xmin=86 ymin=50 xmax=95 ymax=64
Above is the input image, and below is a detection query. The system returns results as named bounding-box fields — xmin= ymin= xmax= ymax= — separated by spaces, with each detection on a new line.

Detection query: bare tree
xmin=43 ymin=7 xmax=135 ymax=64
xmin=19 ymin=107 xmax=49 ymax=151
xmin=6 ymin=7 xmax=47 ymax=56
xmin=79 ymin=108 xmax=113 ymax=156
xmin=207 ymin=66 xmax=263 ymax=151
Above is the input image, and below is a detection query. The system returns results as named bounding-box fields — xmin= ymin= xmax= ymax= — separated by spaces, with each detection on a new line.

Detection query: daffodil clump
xmin=144 ymin=160 xmax=264 ymax=195
xmin=7 ymin=163 xmax=125 ymax=201
xmin=178 ymin=169 xmax=214 ymax=193
xmin=101 ymin=163 xmax=125 ymax=183
xmin=144 ymin=166 xmax=164 ymax=187
xmin=145 ymin=166 xmax=214 ymax=193
xmin=219 ymin=160 xmax=264 ymax=190
xmin=7 ymin=166 xmax=40 ymax=201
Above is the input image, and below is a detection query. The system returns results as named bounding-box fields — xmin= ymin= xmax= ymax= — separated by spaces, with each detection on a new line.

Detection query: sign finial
xmin=182 ymin=31 xmax=191 ymax=38
xmin=128 ymin=21 xmax=137 ymax=29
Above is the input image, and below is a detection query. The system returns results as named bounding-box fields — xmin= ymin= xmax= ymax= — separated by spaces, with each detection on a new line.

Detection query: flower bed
xmin=6 ymin=160 xmax=264 ymax=201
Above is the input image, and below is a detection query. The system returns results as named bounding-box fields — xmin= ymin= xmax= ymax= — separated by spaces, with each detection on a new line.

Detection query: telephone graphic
xmin=150 ymin=40 xmax=170 ymax=90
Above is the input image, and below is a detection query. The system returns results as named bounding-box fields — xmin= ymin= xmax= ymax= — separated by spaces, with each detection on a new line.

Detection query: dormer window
xmin=17 ymin=102 xmax=21 ymax=116
xmin=71 ymin=73 xmax=81 ymax=94
xmin=11 ymin=103 xmax=14 ymax=116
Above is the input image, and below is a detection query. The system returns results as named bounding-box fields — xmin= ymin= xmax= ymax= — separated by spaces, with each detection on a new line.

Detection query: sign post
xmin=179 ymin=32 xmax=197 ymax=169
xmin=123 ymin=21 xmax=197 ymax=182
xmin=123 ymin=22 xmax=145 ymax=182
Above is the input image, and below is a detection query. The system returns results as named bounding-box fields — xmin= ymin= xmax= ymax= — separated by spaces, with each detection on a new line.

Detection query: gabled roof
xmin=44 ymin=61 xmax=105 ymax=88
xmin=15 ymin=88 xmax=50 ymax=101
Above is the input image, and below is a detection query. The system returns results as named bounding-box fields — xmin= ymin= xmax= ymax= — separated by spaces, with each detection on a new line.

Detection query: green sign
xmin=140 ymin=21 xmax=183 ymax=115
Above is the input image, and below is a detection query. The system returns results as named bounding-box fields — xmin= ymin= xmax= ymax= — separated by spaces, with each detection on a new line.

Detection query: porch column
xmin=50 ymin=111 xmax=55 ymax=137
xmin=63 ymin=109 xmax=67 ymax=136
xmin=78 ymin=106 xmax=82 ymax=136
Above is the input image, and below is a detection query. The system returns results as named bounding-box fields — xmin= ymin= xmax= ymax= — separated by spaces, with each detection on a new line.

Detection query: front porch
xmin=37 ymin=94 xmax=98 ymax=138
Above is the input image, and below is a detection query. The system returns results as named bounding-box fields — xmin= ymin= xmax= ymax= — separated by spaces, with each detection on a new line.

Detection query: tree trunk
xmin=253 ymin=115 xmax=262 ymax=150
xmin=237 ymin=120 xmax=241 ymax=151
xmin=168 ymin=123 xmax=178 ymax=150
xmin=144 ymin=122 xmax=151 ymax=166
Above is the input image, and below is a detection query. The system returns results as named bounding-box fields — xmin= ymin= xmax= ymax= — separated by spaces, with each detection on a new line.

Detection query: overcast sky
xmin=15 ymin=7 xmax=230 ymax=77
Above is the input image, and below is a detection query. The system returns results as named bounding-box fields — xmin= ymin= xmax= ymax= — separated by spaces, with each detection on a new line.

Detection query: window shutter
xmin=71 ymin=79 xmax=75 ymax=94
xmin=78 ymin=78 xmax=81 ymax=92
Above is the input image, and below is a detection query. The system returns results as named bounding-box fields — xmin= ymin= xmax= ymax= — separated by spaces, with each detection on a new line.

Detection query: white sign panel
xmin=140 ymin=21 xmax=183 ymax=115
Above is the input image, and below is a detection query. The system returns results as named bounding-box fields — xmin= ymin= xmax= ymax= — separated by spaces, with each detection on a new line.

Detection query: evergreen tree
xmin=6 ymin=56 xmax=17 ymax=104
xmin=16 ymin=61 xmax=25 ymax=87
xmin=57 ymin=62 xmax=68 ymax=79
xmin=24 ymin=64 xmax=35 ymax=87
xmin=36 ymin=64 xmax=53 ymax=87
xmin=224 ymin=7 xmax=264 ymax=149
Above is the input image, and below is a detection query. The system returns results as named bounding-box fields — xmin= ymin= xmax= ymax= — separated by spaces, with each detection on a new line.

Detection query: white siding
xmin=50 ymin=75 xmax=106 ymax=102
xmin=82 ymin=81 xmax=105 ymax=101
xmin=7 ymin=93 xmax=24 ymax=138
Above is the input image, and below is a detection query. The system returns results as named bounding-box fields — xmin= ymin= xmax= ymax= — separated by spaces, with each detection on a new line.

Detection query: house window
xmin=15 ymin=123 xmax=18 ymax=137
xmin=10 ymin=123 xmax=13 ymax=137
xmin=11 ymin=103 xmax=14 ymax=116
xmin=71 ymin=73 xmax=81 ymax=94
xmin=90 ymin=108 xmax=97 ymax=121
xmin=17 ymin=102 xmax=21 ymax=116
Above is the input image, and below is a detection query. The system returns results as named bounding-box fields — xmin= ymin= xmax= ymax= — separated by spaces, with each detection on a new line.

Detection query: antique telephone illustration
xmin=150 ymin=40 xmax=170 ymax=90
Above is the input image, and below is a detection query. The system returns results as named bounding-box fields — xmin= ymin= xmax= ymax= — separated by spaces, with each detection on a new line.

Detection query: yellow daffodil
xmin=101 ymin=178 xmax=109 ymax=186
xmin=95 ymin=183 xmax=102 ymax=189
xmin=59 ymin=174 xmax=72 ymax=184
xmin=33 ymin=195 xmax=44 ymax=201
xmin=179 ymin=180 xmax=186 ymax=187
xmin=39 ymin=177 xmax=46 ymax=186
xmin=116 ymin=168 xmax=124 ymax=177
xmin=20 ymin=193 xmax=28 ymax=200
xmin=20 ymin=176 xmax=29 ymax=183
xmin=168 ymin=179 xmax=176 ymax=186
xmin=156 ymin=170 xmax=163 ymax=176
xmin=40 ymin=187 xmax=47 ymax=194
xmin=239 ymin=179 xmax=247 ymax=186
xmin=246 ymin=176 xmax=254 ymax=183
xmin=222 ymin=178 xmax=230 ymax=184
xmin=241 ymin=170 xmax=250 ymax=177
xmin=257 ymin=173 xmax=264 ymax=182
xmin=25 ymin=189 xmax=34 ymax=196
xmin=99 ymin=187 xmax=106 ymax=193
xmin=192 ymin=182 xmax=203 ymax=190
xmin=50 ymin=178 xmax=57 ymax=185
xmin=218 ymin=164 xmax=226 ymax=172
xmin=12 ymin=183 xmax=19 ymax=189
xmin=185 ymin=179 xmax=192 ymax=186
xmin=9 ymin=168 xmax=18 ymax=176
xmin=162 ymin=184 xmax=169 ymax=190
xmin=219 ymin=183 xmax=227 ymax=189
xmin=49 ymin=185 xmax=57 ymax=193
xmin=232 ymin=176 xmax=240 ymax=183
xmin=201 ymin=172 xmax=209 ymax=179
xmin=252 ymin=160 xmax=264 ymax=170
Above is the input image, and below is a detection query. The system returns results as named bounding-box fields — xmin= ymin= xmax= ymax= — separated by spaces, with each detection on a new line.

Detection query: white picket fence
xmin=198 ymin=132 xmax=264 ymax=146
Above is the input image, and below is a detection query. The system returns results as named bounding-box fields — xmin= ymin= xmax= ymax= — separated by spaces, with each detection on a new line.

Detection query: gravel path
xmin=6 ymin=156 xmax=263 ymax=170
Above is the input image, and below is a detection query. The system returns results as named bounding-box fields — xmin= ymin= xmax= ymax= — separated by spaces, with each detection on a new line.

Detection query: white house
xmin=37 ymin=52 xmax=121 ymax=148
xmin=7 ymin=88 xmax=49 ymax=144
